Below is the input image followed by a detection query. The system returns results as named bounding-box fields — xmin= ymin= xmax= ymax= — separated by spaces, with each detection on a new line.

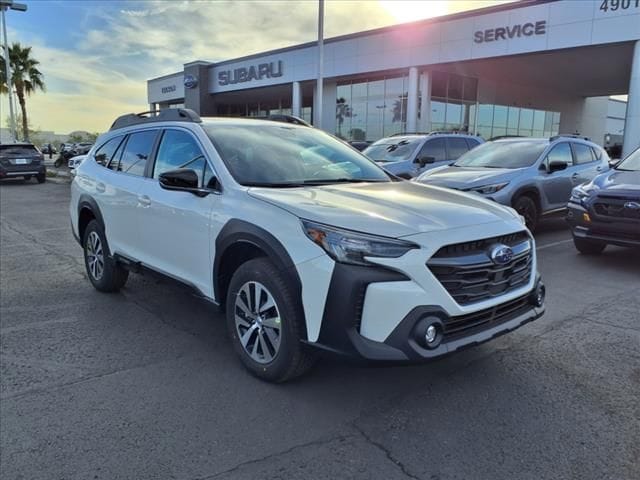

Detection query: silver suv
xmin=363 ymin=132 xmax=484 ymax=179
xmin=415 ymin=136 xmax=610 ymax=231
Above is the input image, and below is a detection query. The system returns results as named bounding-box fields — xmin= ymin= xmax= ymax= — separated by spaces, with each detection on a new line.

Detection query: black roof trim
xmin=110 ymin=109 xmax=202 ymax=131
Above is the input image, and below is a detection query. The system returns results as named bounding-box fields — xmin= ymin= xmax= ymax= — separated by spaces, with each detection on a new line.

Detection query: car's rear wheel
xmin=83 ymin=220 xmax=128 ymax=292
xmin=36 ymin=174 xmax=46 ymax=184
xmin=225 ymin=258 xmax=316 ymax=382
xmin=513 ymin=195 xmax=539 ymax=232
xmin=573 ymin=236 xmax=606 ymax=255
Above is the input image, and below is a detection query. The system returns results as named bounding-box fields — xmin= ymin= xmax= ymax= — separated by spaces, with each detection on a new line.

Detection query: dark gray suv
xmin=415 ymin=136 xmax=610 ymax=231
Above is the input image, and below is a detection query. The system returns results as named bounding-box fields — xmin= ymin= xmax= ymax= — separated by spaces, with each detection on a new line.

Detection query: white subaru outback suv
xmin=70 ymin=109 xmax=545 ymax=382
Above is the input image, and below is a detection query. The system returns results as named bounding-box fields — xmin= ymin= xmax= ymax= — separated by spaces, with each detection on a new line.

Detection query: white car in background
xmin=68 ymin=154 xmax=87 ymax=174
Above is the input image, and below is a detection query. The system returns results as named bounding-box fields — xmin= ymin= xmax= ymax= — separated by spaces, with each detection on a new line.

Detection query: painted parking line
xmin=536 ymin=238 xmax=573 ymax=250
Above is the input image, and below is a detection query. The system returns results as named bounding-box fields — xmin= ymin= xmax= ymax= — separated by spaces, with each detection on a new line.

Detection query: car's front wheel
xmin=225 ymin=258 xmax=316 ymax=382
xmin=513 ymin=195 xmax=539 ymax=232
xmin=83 ymin=220 xmax=128 ymax=292
xmin=36 ymin=173 xmax=46 ymax=184
xmin=573 ymin=236 xmax=606 ymax=255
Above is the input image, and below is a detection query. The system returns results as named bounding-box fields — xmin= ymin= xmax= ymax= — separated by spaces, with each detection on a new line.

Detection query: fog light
xmin=529 ymin=281 xmax=545 ymax=308
xmin=425 ymin=325 xmax=437 ymax=344
xmin=582 ymin=213 xmax=591 ymax=223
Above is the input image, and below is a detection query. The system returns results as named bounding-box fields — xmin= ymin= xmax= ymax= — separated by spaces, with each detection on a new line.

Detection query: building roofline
xmin=147 ymin=0 xmax=558 ymax=81
xmin=147 ymin=71 xmax=184 ymax=83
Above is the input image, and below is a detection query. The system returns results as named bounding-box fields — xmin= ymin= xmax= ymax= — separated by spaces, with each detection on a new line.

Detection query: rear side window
xmin=465 ymin=138 xmax=481 ymax=149
xmin=94 ymin=136 xmax=124 ymax=167
xmin=591 ymin=146 xmax=603 ymax=160
xmin=419 ymin=138 xmax=446 ymax=162
xmin=446 ymin=137 xmax=469 ymax=160
xmin=572 ymin=143 xmax=595 ymax=165
xmin=117 ymin=131 xmax=158 ymax=176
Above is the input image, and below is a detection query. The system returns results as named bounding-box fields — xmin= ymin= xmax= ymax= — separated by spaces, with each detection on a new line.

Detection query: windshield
xmin=362 ymin=138 xmax=422 ymax=162
xmin=203 ymin=122 xmax=391 ymax=186
xmin=0 ymin=145 xmax=39 ymax=156
xmin=616 ymin=147 xmax=640 ymax=171
xmin=453 ymin=141 xmax=547 ymax=169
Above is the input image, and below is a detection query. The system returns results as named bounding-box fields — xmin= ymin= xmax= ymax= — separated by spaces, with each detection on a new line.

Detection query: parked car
xmin=414 ymin=136 xmax=610 ymax=231
xmin=567 ymin=146 xmax=640 ymax=253
xmin=74 ymin=142 xmax=93 ymax=155
xmin=363 ymin=132 xmax=484 ymax=179
xmin=0 ymin=143 xmax=46 ymax=183
xmin=68 ymin=154 xmax=87 ymax=174
xmin=70 ymin=108 xmax=545 ymax=382
xmin=348 ymin=140 xmax=372 ymax=152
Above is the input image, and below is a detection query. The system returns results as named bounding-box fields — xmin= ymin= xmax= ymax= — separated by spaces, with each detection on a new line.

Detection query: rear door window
xmin=116 ymin=130 xmax=158 ymax=176
xmin=465 ymin=138 xmax=481 ymax=149
xmin=446 ymin=137 xmax=470 ymax=160
xmin=572 ymin=143 xmax=595 ymax=165
xmin=418 ymin=138 xmax=446 ymax=162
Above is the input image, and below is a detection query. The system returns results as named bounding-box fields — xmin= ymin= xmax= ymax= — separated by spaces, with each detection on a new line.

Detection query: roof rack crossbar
xmin=110 ymin=108 xmax=202 ymax=131
xmin=389 ymin=130 xmax=473 ymax=137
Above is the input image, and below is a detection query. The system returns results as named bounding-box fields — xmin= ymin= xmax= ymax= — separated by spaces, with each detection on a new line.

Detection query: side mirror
xmin=159 ymin=168 xmax=210 ymax=197
xmin=414 ymin=155 xmax=435 ymax=168
xmin=548 ymin=160 xmax=568 ymax=173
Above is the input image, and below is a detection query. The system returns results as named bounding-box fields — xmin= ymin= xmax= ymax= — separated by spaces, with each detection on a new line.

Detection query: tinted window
xmin=117 ymin=131 xmax=157 ymax=176
xmin=572 ymin=143 xmax=595 ymax=165
xmin=454 ymin=141 xmax=547 ymax=169
xmin=465 ymin=138 xmax=481 ymax=149
xmin=419 ymin=138 xmax=446 ymax=162
xmin=591 ymin=146 xmax=602 ymax=160
xmin=154 ymin=130 xmax=205 ymax=179
xmin=94 ymin=137 xmax=123 ymax=167
xmin=0 ymin=145 xmax=38 ymax=156
xmin=446 ymin=137 xmax=469 ymax=160
xmin=546 ymin=143 xmax=573 ymax=168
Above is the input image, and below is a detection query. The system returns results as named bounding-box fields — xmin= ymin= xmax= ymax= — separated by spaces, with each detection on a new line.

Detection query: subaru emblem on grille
xmin=490 ymin=244 xmax=514 ymax=265
xmin=624 ymin=201 xmax=640 ymax=210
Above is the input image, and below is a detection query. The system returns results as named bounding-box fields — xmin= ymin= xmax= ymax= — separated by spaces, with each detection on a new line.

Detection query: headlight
xmin=570 ymin=184 xmax=596 ymax=203
xmin=468 ymin=182 xmax=509 ymax=195
xmin=301 ymin=220 xmax=418 ymax=266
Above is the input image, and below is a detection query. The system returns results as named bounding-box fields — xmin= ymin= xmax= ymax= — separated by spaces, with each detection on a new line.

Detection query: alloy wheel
xmin=86 ymin=231 xmax=105 ymax=281
xmin=234 ymin=281 xmax=282 ymax=364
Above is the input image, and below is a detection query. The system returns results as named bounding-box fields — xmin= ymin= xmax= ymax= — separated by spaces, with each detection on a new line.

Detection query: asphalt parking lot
xmin=1 ymin=180 xmax=638 ymax=480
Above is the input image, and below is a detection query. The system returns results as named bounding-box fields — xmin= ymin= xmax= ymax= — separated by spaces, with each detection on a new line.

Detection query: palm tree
xmin=0 ymin=43 xmax=45 ymax=142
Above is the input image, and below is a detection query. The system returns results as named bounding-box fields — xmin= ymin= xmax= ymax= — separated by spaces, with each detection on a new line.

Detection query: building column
xmin=292 ymin=81 xmax=302 ymax=118
xmin=623 ymin=40 xmax=640 ymax=158
xmin=418 ymin=71 xmax=432 ymax=132
xmin=406 ymin=67 xmax=419 ymax=132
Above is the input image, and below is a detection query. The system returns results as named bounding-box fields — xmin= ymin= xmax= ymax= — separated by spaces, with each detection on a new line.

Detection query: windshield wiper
xmin=244 ymin=182 xmax=308 ymax=188
xmin=301 ymin=178 xmax=388 ymax=185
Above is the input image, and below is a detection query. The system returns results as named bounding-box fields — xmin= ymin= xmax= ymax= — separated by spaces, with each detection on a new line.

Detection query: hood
xmin=248 ymin=181 xmax=520 ymax=238
xmin=590 ymin=169 xmax=640 ymax=194
xmin=416 ymin=166 xmax=522 ymax=189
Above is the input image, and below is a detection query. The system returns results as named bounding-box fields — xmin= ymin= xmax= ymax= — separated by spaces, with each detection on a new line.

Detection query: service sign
xmin=474 ymin=20 xmax=547 ymax=43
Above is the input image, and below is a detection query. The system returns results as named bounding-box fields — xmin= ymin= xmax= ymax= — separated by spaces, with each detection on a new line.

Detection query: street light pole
xmin=0 ymin=0 xmax=27 ymax=143
xmin=315 ymin=0 xmax=324 ymax=129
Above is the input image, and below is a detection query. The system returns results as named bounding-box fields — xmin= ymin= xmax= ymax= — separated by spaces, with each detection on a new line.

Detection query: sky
xmin=2 ymin=0 xmax=515 ymax=134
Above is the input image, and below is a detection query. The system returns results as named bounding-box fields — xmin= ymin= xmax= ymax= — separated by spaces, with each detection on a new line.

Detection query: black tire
xmin=513 ymin=195 xmax=539 ymax=232
xmin=54 ymin=158 xmax=63 ymax=168
xmin=573 ymin=236 xmax=606 ymax=255
xmin=225 ymin=257 xmax=316 ymax=382
xmin=23 ymin=175 xmax=32 ymax=181
xmin=36 ymin=174 xmax=46 ymax=184
xmin=82 ymin=220 xmax=128 ymax=292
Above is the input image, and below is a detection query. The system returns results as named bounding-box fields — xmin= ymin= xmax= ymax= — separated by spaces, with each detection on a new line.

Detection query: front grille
xmin=443 ymin=294 xmax=531 ymax=341
xmin=428 ymin=232 xmax=533 ymax=305
xmin=593 ymin=197 xmax=640 ymax=220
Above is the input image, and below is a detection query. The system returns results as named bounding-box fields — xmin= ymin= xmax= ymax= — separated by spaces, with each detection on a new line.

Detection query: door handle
xmin=571 ymin=173 xmax=579 ymax=178
xmin=96 ymin=182 xmax=106 ymax=193
xmin=596 ymin=166 xmax=603 ymax=171
xmin=138 ymin=195 xmax=151 ymax=207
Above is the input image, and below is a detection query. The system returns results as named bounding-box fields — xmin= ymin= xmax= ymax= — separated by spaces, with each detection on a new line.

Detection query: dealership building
xmin=147 ymin=0 xmax=640 ymax=156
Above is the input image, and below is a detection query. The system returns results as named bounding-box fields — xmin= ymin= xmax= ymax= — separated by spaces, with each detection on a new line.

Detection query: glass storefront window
xmin=445 ymin=102 xmax=463 ymax=128
xmin=493 ymin=105 xmax=508 ymax=128
xmin=473 ymin=104 xmax=560 ymax=139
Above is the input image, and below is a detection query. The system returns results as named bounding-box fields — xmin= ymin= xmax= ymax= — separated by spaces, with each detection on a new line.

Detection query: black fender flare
xmin=511 ymin=186 xmax=541 ymax=209
xmin=214 ymin=219 xmax=307 ymax=337
xmin=77 ymin=195 xmax=105 ymax=242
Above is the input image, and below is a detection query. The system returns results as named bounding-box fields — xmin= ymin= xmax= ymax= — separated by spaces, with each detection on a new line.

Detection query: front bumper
xmin=308 ymin=262 xmax=545 ymax=364
xmin=566 ymin=203 xmax=640 ymax=248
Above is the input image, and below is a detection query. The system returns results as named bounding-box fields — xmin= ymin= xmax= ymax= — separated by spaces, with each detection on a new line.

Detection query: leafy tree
xmin=4 ymin=113 xmax=39 ymax=143
xmin=0 ymin=43 xmax=46 ymax=142
xmin=336 ymin=97 xmax=352 ymax=139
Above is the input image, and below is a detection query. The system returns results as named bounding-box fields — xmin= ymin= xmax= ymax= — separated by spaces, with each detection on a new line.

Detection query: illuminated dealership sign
xmin=474 ymin=20 xmax=547 ymax=43
xmin=218 ymin=60 xmax=284 ymax=86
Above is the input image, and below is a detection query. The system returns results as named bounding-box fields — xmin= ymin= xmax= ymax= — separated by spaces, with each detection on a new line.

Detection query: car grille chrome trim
xmin=427 ymin=231 xmax=533 ymax=306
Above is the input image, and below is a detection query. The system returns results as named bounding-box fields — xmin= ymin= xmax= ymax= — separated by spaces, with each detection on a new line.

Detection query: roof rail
xmin=110 ymin=108 xmax=202 ymax=131
xmin=257 ymin=114 xmax=311 ymax=127
xmin=550 ymin=133 xmax=590 ymax=142
xmin=389 ymin=130 xmax=472 ymax=137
